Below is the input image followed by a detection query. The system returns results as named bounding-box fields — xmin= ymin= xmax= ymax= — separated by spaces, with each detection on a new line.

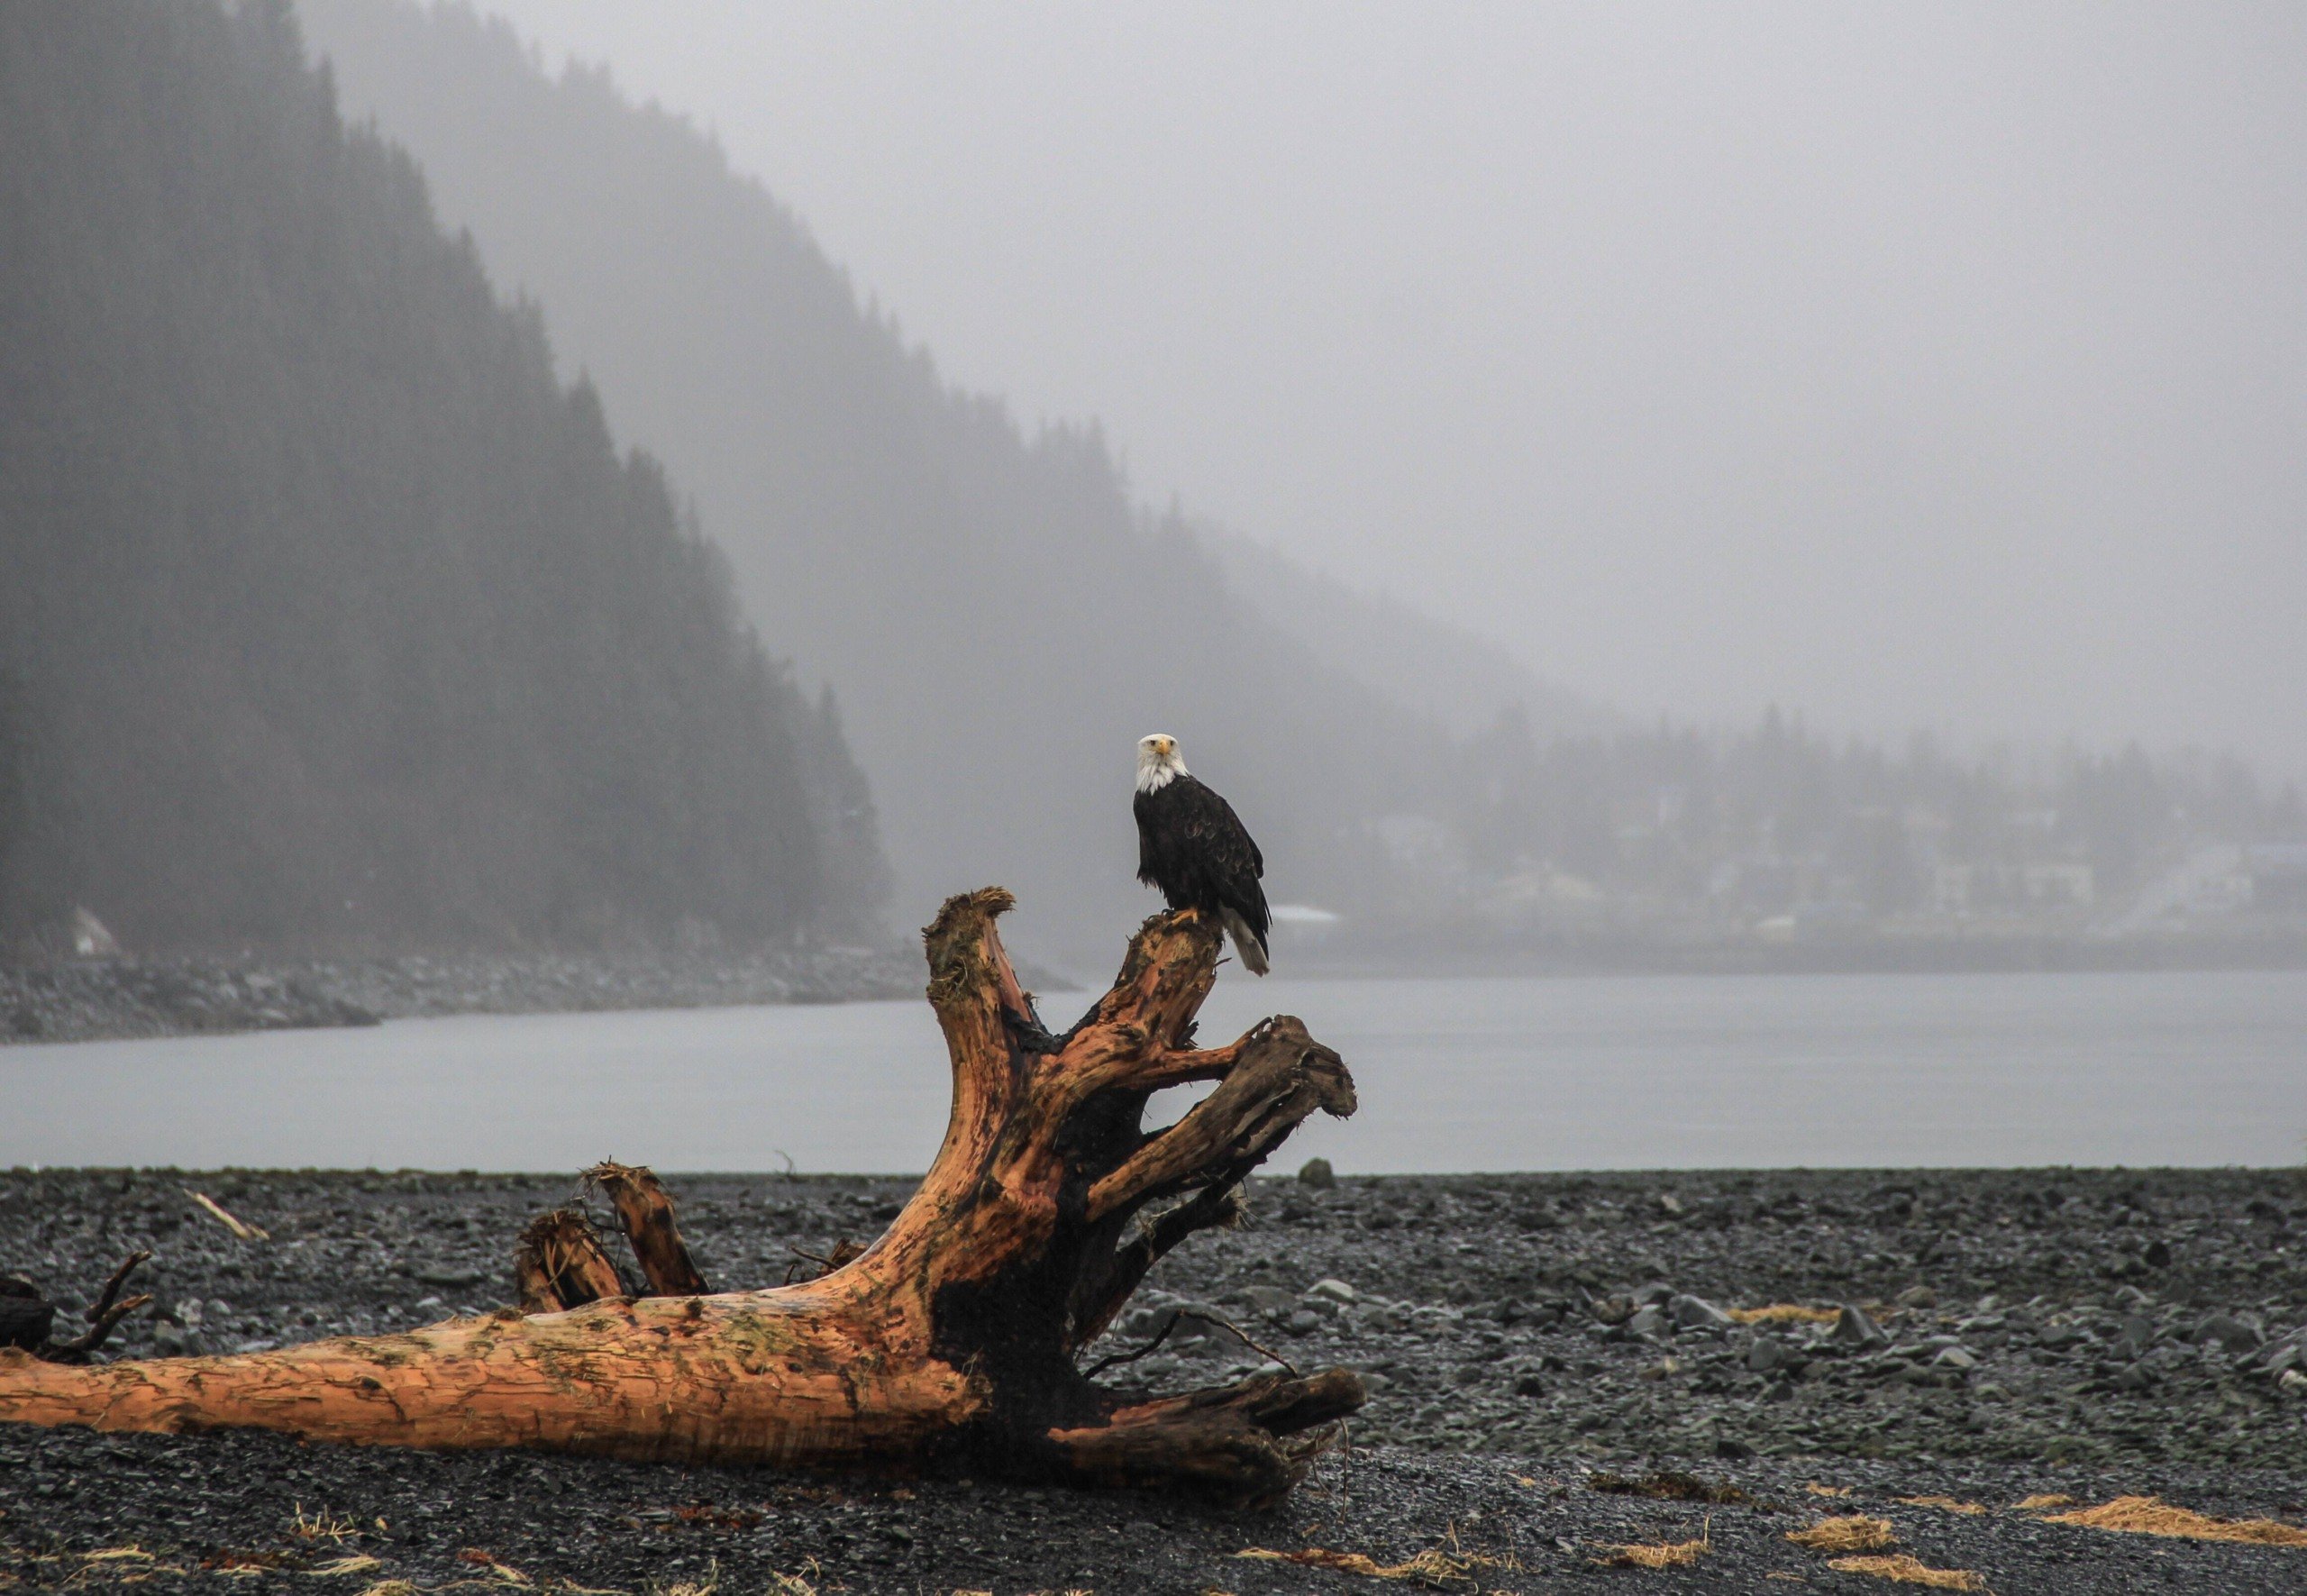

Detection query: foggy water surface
xmin=5 ymin=971 xmax=2302 ymax=1172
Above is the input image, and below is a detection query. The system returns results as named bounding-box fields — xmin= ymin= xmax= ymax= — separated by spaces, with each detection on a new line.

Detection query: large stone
xmin=149 ymin=1323 xmax=208 ymax=1358
xmin=1668 ymin=1293 xmax=1736 ymax=1331
xmin=1237 ymin=1284 xmax=1298 ymax=1316
xmin=1832 ymin=1304 xmax=1891 ymax=1350
xmin=2248 ymin=1327 xmax=2303 ymax=1374
xmin=2194 ymin=1312 xmax=2266 ymax=1353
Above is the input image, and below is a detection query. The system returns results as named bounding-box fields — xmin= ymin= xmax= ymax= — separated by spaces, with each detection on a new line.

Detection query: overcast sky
xmin=472 ymin=2 xmax=2305 ymax=779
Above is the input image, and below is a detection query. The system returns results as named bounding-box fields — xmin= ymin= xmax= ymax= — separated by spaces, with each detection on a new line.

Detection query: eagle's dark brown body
xmin=1134 ymin=769 xmax=1271 ymax=974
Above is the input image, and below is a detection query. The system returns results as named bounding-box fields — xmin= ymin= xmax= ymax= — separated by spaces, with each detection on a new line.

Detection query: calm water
xmin=5 ymin=971 xmax=2303 ymax=1172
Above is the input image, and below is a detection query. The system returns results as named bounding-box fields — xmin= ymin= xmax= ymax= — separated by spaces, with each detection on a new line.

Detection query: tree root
xmin=0 ymin=891 xmax=1360 ymax=1500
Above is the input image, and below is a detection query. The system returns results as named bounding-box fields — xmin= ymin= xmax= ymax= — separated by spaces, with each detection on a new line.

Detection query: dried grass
xmin=1787 ymin=1516 xmax=1897 ymax=1554
xmin=1806 ymin=1483 xmax=1854 ymax=1498
xmin=1591 ymin=1470 xmax=1753 ymax=1505
xmin=2013 ymin=1494 xmax=2073 ymax=1511
xmin=1730 ymin=1304 xmax=1840 ymax=1326
xmin=205 ymin=1552 xmax=285 ymax=1577
xmin=353 ymin=1583 xmax=417 ymax=1596
xmin=1236 ymin=1547 xmax=1493 ymax=1585
xmin=1824 ymin=1554 xmax=1985 ymax=1590
xmin=2040 ymin=1496 xmax=2307 ymax=1546
xmin=458 ymin=1546 xmax=533 ymax=1584
xmin=1587 ymin=1535 xmax=1710 ymax=1571
xmin=1898 ymin=1496 xmax=1986 ymax=1516
xmin=291 ymin=1505 xmax=360 ymax=1544
xmin=309 ymin=1556 xmax=385 ymax=1577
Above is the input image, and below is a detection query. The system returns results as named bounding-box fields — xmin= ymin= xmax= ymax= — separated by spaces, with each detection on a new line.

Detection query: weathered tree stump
xmin=0 ymin=890 xmax=1361 ymax=1500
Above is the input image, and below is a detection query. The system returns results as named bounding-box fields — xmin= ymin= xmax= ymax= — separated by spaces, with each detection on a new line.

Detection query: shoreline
xmin=1266 ymin=929 xmax=2307 ymax=980
xmin=8 ymin=940 xmax=2301 ymax=1049
xmin=0 ymin=944 xmax=923 ymax=1047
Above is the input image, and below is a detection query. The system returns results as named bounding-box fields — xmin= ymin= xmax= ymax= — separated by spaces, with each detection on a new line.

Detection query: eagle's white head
xmin=1135 ymin=733 xmax=1186 ymax=793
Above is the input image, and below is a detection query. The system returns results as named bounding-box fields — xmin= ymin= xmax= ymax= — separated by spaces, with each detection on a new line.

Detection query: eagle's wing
xmin=1201 ymin=789 xmax=1264 ymax=880
xmin=1172 ymin=779 xmax=1267 ymax=942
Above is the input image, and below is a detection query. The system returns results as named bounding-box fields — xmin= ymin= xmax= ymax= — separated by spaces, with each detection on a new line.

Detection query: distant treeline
xmin=0 ymin=0 xmax=887 ymax=956
xmin=1454 ymin=706 xmax=2304 ymax=916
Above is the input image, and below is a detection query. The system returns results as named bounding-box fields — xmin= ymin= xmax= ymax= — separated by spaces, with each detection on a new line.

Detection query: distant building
xmin=1791 ymin=899 xmax=1872 ymax=942
xmin=1931 ymin=860 xmax=2093 ymax=915
xmin=1475 ymin=867 xmax=1604 ymax=933
xmin=2020 ymin=862 xmax=2094 ymax=907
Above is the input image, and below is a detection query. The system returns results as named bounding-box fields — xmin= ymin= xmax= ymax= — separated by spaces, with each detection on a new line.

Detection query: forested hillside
xmin=0 ymin=0 xmax=886 ymax=956
xmin=297 ymin=0 xmax=1556 ymax=954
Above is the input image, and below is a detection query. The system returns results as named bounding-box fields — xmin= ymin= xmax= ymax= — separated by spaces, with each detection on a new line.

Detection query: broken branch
xmin=584 ymin=1162 xmax=707 ymax=1296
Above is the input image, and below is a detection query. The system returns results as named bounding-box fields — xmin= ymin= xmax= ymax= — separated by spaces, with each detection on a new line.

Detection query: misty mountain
xmin=1203 ymin=529 xmax=1605 ymax=741
xmin=0 ymin=0 xmax=886 ymax=955
xmin=296 ymin=0 xmax=1541 ymax=956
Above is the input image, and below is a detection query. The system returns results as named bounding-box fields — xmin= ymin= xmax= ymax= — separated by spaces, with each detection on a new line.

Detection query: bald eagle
xmin=1134 ymin=734 xmax=1271 ymax=974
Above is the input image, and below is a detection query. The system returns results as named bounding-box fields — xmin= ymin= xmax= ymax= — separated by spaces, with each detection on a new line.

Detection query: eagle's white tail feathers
xmin=1221 ymin=907 xmax=1271 ymax=976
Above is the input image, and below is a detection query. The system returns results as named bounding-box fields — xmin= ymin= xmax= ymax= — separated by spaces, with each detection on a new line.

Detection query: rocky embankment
xmin=5 ymin=1166 xmax=2305 ymax=1592
xmin=0 ymin=944 xmax=922 ymax=1045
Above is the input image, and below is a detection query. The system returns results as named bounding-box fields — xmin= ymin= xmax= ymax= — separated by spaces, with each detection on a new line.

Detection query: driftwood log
xmin=0 ymin=890 xmax=1362 ymax=1500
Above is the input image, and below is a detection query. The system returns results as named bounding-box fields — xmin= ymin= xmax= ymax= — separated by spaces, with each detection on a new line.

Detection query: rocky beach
xmin=4 ymin=1164 xmax=2303 ymax=1591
